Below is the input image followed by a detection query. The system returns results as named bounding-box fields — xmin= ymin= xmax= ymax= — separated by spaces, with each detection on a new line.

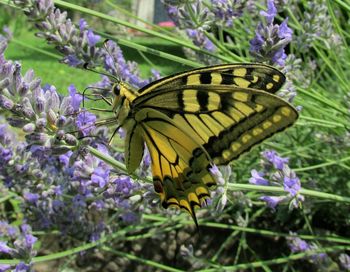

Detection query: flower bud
xmin=35 ymin=118 xmax=47 ymax=130
xmin=64 ymin=134 xmax=77 ymax=146
xmin=0 ymin=78 xmax=10 ymax=89
xmin=29 ymin=78 xmax=41 ymax=92
xmin=0 ymin=95 xmax=14 ymax=110
xmin=56 ymin=115 xmax=66 ymax=128
xmin=18 ymin=82 xmax=29 ymax=97
xmin=25 ymin=132 xmax=49 ymax=145
xmin=56 ymin=130 xmax=65 ymax=140
xmin=47 ymin=109 xmax=57 ymax=126
xmin=35 ymin=96 xmax=45 ymax=113
xmin=8 ymin=117 xmax=27 ymax=128
xmin=23 ymin=123 xmax=36 ymax=133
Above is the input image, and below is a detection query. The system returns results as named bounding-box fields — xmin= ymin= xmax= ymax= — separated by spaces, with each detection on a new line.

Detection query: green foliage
xmin=0 ymin=0 xmax=349 ymax=271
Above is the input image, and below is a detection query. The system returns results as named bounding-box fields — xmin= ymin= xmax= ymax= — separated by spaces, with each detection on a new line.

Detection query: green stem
xmin=293 ymin=156 xmax=350 ymax=172
xmin=297 ymin=86 xmax=348 ymax=115
xmin=228 ymin=184 xmax=350 ymax=204
xmin=95 ymin=31 xmax=201 ymax=68
xmin=143 ymin=214 xmax=350 ymax=244
xmin=333 ymin=0 xmax=350 ymax=12
xmin=102 ymin=246 xmax=185 ymax=272
xmin=298 ymin=116 xmax=346 ymax=128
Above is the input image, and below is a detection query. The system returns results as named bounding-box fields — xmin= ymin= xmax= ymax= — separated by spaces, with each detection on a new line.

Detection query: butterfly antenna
xmin=102 ymin=39 xmax=123 ymax=84
xmin=83 ymin=63 xmax=121 ymax=84
xmin=82 ymin=86 xmax=113 ymax=108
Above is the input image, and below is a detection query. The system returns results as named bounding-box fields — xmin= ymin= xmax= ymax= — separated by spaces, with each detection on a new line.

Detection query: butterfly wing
xmin=124 ymin=64 xmax=297 ymax=223
xmin=132 ymin=85 xmax=298 ymax=166
xmin=138 ymin=63 xmax=286 ymax=95
xmin=132 ymin=108 xmax=216 ymax=226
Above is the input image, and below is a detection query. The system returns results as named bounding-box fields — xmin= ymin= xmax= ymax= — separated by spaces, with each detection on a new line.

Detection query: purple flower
xmin=24 ymin=234 xmax=37 ymax=249
xmin=287 ymin=235 xmax=310 ymax=252
xmin=263 ymin=150 xmax=289 ymax=170
xmin=186 ymin=29 xmax=216 ymax=52
xmin=87 ymin=29 xmax=101 ymax=47
xmin=73 ymin=194 xmax=86 ymax=208
xmin=283 ymin=175 xmax=300 ymax=196
xmin=249 ymin=170 xmax=269 ymax=185
xmin=76 ymin=111 xmax=96 ymax=136
xmin=65 ymin=54 xmax=82 ymax=67
xmin=0 ymin=241 xmax=13 ymax=254
xmin=252 ymin=150 xmax=303 ymax=210
xmin=103 ymin=40 xmax=149 ymax=88
xmin=14 ymin=262 xmax=31 ymax=272
xmin=91 ymin=167 xmax=109 ymax=188
xmin=68 ymin=84 xmax=82 ymax=111
xmin=209 ymin=165 xmax=225 ymax=186
xmin=211 ymin=0 xmax=246 ymax=27
xmin=260 ymin=195 xmax=284 ymax=210
xmin=279 ymin=19 xmax=293 ymax=40
xmin=0 ymin=264 xmax=11 ymax=271
xmin=121 ymin=212 xmax=138 ymax=224
xmin=23 ymin=192 xmax=39 ymax=204
xmin=250 ymin=28 xmax=264 ymax=52
xmin=260 ymin=0 xmax=277 ymax=24
xmin=115 ymin=176 xmax=134 ymax=195
xmin=249 ymin=0 xmax=292 ymax=66
xmin=79 ymin=18 xmax=88 ymax=31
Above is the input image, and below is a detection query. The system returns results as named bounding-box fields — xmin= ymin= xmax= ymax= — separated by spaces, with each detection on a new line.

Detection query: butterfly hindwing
xmin=133 ymin=108 xmax=216 ymax=225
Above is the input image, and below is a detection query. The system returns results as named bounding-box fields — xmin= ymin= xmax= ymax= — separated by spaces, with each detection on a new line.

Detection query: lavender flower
xmin=250 ymin=150 xmax=303 ymax=210
xmin=14 ymin=262 xmax=31 ymax=272
xmin=103 ymin=40 xmax=150 ymax=88
xmin=287 ymin=235 xmax=310 ymax=252
xmin=0 ymin=41 xmax=147 ymax=242
xmin=287 ymin=234 xmax=330 ymax=267
xmin=211 ymin=0 xmax=246 ymax=27
xmin=0 ymin=264 xmax=11 ymax=271
xmin=260 ymin=195 xmax=284 ymax=210
xmin=296 ymin=1 xmax=342 ymax=52
xmin=262 ymin=150 xmax=289 ymax=170
xmin=250 ymin=0 xmax=292 ymax=66
xmin=162 ymin=0 xmax=217 ymax=57
xmin=13 ymin=0 xmax=155 ymax=89
xmin=186 ymin=29 xmax=216 ymax=52
xmin=249 ymin=169 xmax=269 ymax=185
xmin=0 ymin=222 xmax=37 ymax=270
xmin=162 ymin=0 xmax=213 ymax=30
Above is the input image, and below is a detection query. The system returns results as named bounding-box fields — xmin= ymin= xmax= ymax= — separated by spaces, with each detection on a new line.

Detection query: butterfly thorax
xmin=112 ymin=82 xmax=139 ymax=126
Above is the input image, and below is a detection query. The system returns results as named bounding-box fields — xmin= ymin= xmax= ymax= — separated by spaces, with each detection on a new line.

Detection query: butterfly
xmin=110 ymin=63 xmax=298 ymax=226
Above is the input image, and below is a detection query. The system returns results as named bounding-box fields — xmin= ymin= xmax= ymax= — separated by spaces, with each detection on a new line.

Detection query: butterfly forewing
xmin=133 ymin=85 xmax=298 ymax=165
xmin=138 ymin=63 xmax=286 ymax=95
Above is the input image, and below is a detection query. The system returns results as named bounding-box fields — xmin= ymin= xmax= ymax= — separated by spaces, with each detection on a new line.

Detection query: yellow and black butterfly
xmin=110 ymin=63 xmax=298 ymax=226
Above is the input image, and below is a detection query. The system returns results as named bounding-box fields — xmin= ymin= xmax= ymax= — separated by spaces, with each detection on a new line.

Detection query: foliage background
xmin=0 ymin=0 xmax=349 ymax=271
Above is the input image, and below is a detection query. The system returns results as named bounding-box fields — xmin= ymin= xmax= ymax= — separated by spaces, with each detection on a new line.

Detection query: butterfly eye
xmin=112 ymin=84 xmax=120 ymax=96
